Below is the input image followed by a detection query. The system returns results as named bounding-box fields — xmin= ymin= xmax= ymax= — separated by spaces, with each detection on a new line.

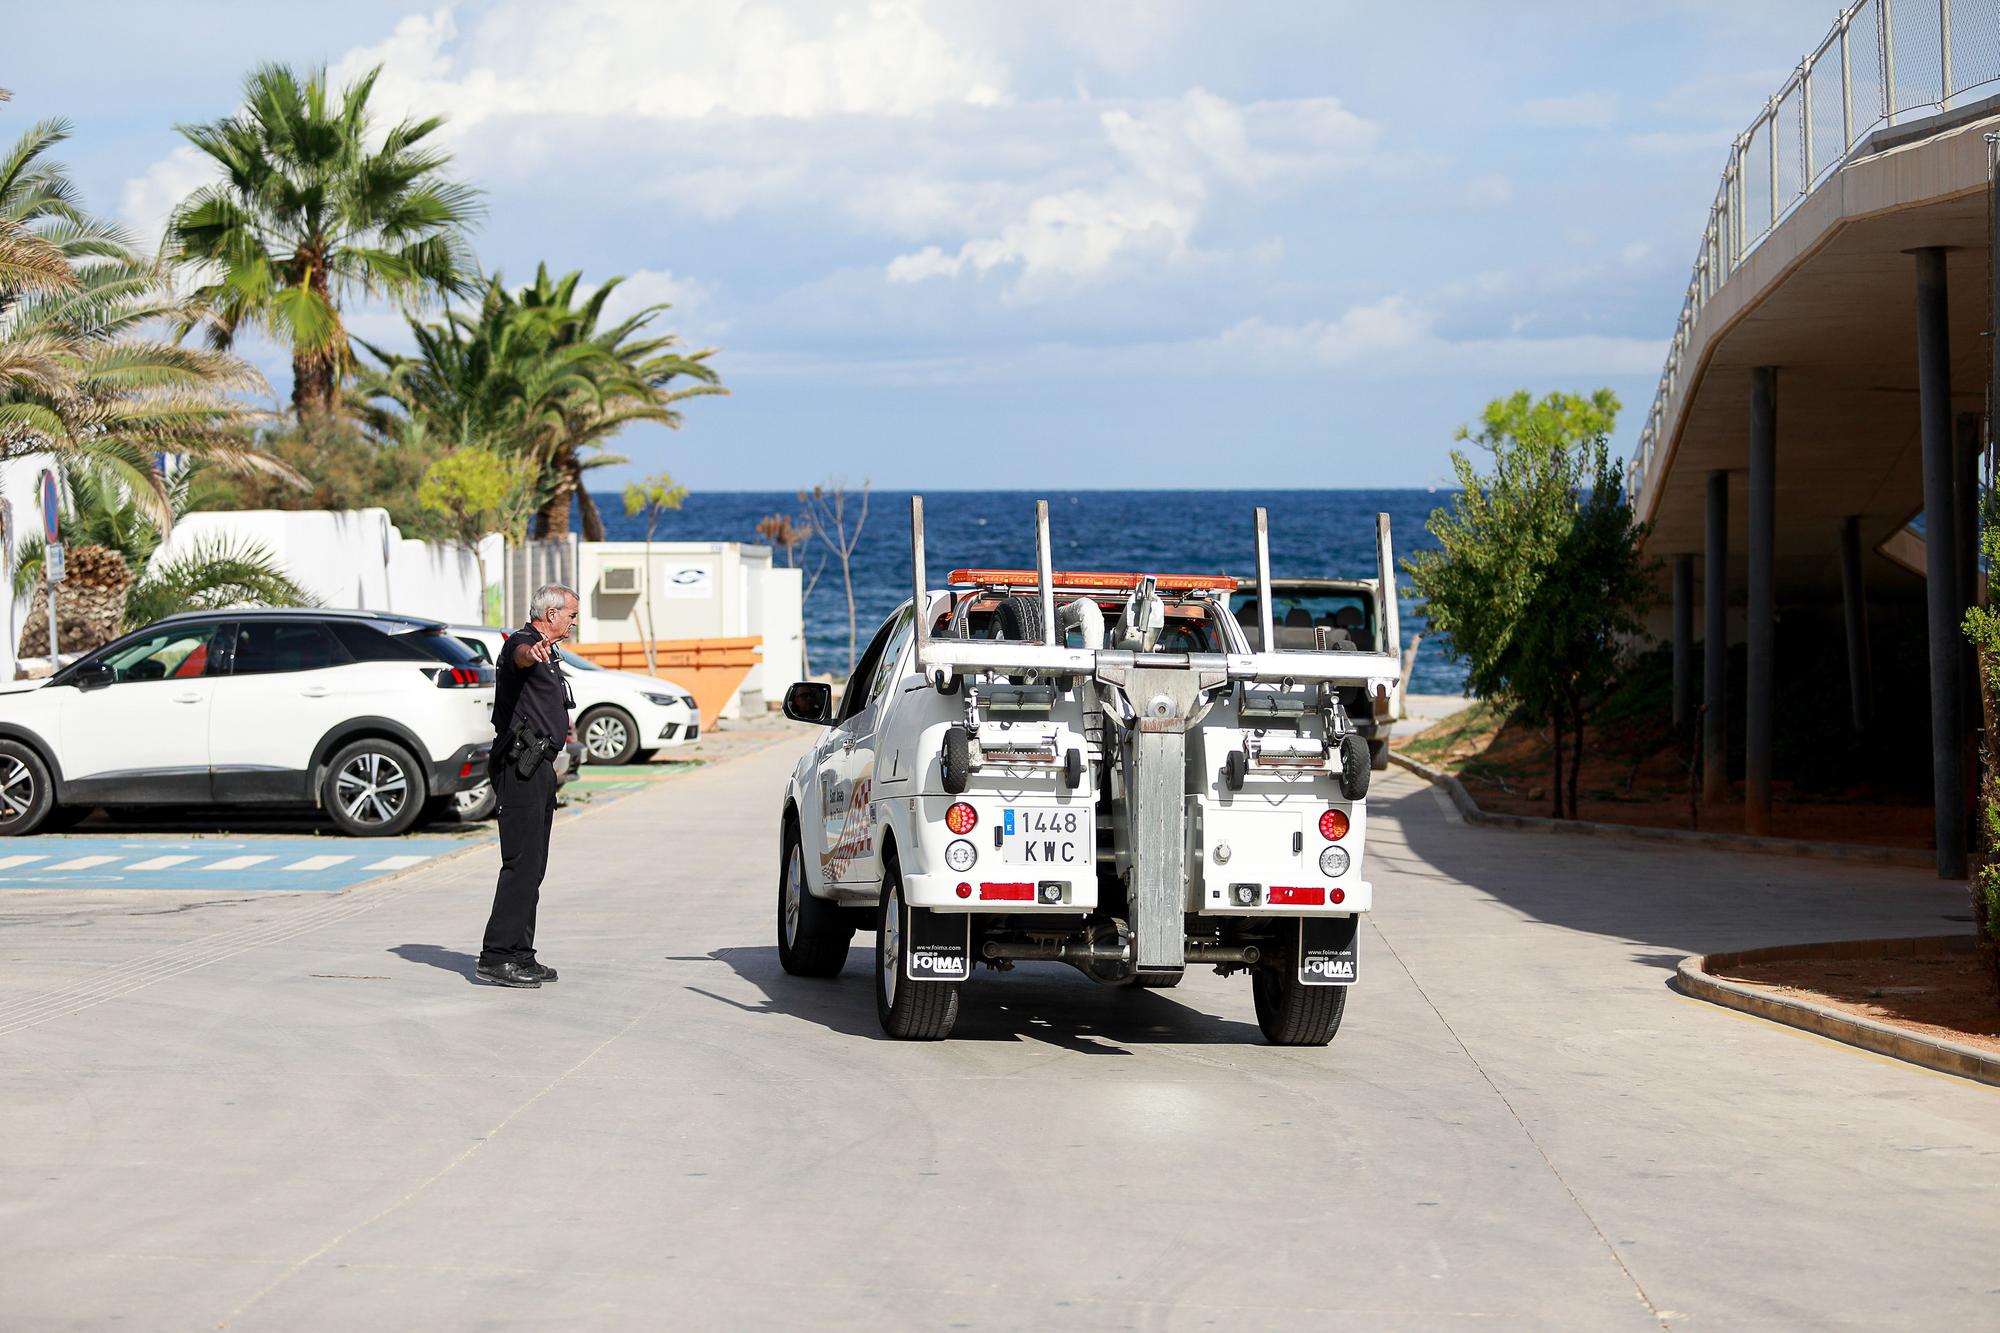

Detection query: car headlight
xmin=1319 ymin=845 xmax=1350 ymax=877
xmin=944 ymin=839 xmax=977 ymax=872
xmin=642 ymin=692 xmax=681 ymax=707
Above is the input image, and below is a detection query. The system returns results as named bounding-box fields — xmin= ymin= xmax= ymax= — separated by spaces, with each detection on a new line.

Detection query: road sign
xmin=38 ymin=469 xmax=60 ymax=544
xmin=45 ymin=543 xmax=65 ymax=584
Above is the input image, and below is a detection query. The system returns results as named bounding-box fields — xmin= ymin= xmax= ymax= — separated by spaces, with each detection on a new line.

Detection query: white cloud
xmin=1463 ymin=172 xmax=1513 ymax=207
xmin=885 ymin=89 xmax=1381 ymax=299
xmin=596 ymin=269 xmax=723 ymax=348
xmin=118 ymin=144 xmax=213 ymax=247
xmin=1520 ymin=91 xmax=1617 ymax=128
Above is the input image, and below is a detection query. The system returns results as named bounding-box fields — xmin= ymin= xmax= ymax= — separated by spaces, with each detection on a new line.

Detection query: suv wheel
xmin=322 ymin=738 xmax=424 ymax=837
xmin=579 ymin=706 xmax=640 ymax=765
xmin=776 ymin=824 xmax=851 ymax=977
xmin=452 ymin=778 xmax=498 ymax=822
xmin=0 ymin=741 xmax=54 ymax=836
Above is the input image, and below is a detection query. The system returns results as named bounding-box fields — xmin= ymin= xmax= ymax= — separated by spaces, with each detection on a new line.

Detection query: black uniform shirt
xmin=493 ymin=623 xmax=572 ymax=744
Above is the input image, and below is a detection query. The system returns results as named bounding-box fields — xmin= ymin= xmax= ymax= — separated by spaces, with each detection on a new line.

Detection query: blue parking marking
xmin=0 ymin=836 xmax=479 ymax=892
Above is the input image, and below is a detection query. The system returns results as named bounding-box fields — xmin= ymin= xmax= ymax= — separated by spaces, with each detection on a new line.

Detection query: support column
xmin=1955 ymin=413 xmax=1981 ymax=720
xmin=1915 ymin=246 xmax=1966 ymax=878
xmin=1839 ymin=516 xmax=1872 ymax=734
xmin=1672 ymin=555 xmax=1694 ymax=729
xmin=1703 ymin=470 xmax=1729 ymax=806
xmin=1746 ymin=367 xmax=1777 ymax=835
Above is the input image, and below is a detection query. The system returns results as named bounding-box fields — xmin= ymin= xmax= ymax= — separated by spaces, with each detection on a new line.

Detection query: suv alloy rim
xmin=336 ymin=750 xmax=409 ymax=826
xmin=0 ymin=755 xmax=31 ymax=822
xmin=453 ymin=780 xmax=491 ymax=815
xmin=881 ymin=884 xmax=901 ymax=1008
xmin=784 ymin=844 xmax=802 ymax=947
xmin=585 ymin=713 xmax=629 ymax=760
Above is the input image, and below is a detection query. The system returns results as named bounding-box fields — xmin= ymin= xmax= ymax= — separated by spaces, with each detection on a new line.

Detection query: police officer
xmin=476 ymin=583 xmax=579 ymax=988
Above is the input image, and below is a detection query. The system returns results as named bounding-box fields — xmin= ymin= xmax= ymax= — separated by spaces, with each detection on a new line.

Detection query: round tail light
xmin=945 ymin=802 xmax=978 ymax=835
xmin=1319 ymin=808 xmax=1350 ymax=841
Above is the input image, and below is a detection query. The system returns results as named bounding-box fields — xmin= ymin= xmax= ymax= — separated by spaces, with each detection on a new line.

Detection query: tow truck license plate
xmin=1000 ymin=808 xmax=1085 ymax=866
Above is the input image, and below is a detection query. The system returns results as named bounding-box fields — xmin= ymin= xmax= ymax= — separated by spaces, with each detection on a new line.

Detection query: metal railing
xmin=1628 ymin=0 xmax=2000 ymax=504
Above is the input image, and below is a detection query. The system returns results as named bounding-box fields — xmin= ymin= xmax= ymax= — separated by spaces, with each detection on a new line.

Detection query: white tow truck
xmin=776 ymin=499 xmax=1401 ymax=1043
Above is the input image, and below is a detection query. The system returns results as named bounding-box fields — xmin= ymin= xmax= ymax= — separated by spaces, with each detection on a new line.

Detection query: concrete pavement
xmin=1 ymin=727 xmax=1993 ymax=1330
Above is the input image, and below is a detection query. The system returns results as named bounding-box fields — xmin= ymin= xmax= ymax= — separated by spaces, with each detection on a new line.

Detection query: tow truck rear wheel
xmin=1368 ymin=739 xmax=1389 ymax=771
xmin=1252 ymin=959 xmax=1347 ymax=1045
xmin=778 ymin=825 xmax=852 ymax=978
xmin=875 ymin=859 xmax=959 ymax=1040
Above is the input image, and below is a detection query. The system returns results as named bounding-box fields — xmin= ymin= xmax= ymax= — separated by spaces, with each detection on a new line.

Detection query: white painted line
xmin=0 ymin=854 xmax=48 ymax=870
xmin=47 ymin=855 xmax=120 ymax=871
xmin=283 ymin=855 xmax=354 ymax=872
xmin=205 ymin=855 xmax=275 ymax=871
xmin=364 ymin=855 xmax=428 ymax=871
xmin=127 ymin=855 xmax=199 ymax=871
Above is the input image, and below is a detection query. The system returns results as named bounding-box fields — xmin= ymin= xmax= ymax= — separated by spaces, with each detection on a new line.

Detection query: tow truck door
xmin=814 ymin=606 xmax=913 ymax=891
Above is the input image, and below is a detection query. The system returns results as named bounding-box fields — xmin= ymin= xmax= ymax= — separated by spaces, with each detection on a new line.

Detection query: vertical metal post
xmin=1883 ymin=0 xmax=1897 ymax=121
xmin=1672 ymin=555 xmax=1695 ymax=729
xmin=1375 ymin=511 xmax=1400 ymax=662
xmin=1915 ymin=246 xmax=1967 ymax=877
xmin=1766 ymin=105 xmax=1779 ymax=228
xmin=45 ymin=582 xmax=57 ymax=661
xmin=1034 ymin=499 xmax=1056 ymax=646
xmin=1704 ymin=470 xmax=1730 ymax=806
xmin=1746 ymin=367 xmax=1778 ymax=836
xmin=909 ymin=495 xmax=929 ymax=659
xmin=1802 ymin=63 xmax=1815 ymax=180
xmin=1253 ymin=507 xmax=1275 ymax=653
xmin=1942 ymin=0 xmax=1953 ymax=103
xmin=1841 ymin=15 xmax=1854 ymax=147
xmin=1840 ymin=517 xmax=1873 ymax=733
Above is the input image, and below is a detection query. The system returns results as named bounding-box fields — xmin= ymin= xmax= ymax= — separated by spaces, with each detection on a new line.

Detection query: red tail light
xmin=435 ymin=666 xmax=492 ymax=688
xmin=1268 ymin=885 xmax=1326 ymax=906
xmin=945 ymin=802 xmax=978 ymax=835
xmin=979 ymin=882 xmax=1033 ymax=901
xmin=1319 ymin=809 xmax=1349 ymax=841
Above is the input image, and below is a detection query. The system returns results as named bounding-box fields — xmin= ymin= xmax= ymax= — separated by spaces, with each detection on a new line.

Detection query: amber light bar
xmin=946 ymin=569 xmax=1235 ymax=593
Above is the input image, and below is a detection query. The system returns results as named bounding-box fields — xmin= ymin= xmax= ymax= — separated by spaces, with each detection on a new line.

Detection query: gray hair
xmin=529 ymin=582 xmax=580 ymax=619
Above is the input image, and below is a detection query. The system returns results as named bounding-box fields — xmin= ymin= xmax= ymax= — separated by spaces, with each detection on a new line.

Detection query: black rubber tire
xmin=1338 ymin=733 xmax=1371 ymax=801
xmin=1368 ymin=739 xmax=1389 ymax=772
xmin=579 ymin=705 xmax=641 ymax=765
xmin=991 ymin=594 xmax=1044 ymax=643
xmin=1064 ymin=748 xmax=1084 ymax=790
xmin=320 ymin=737 xmax=425 ymax=837
xmin=1224 ymin=749 xmax=1247 ymax=791
xmin=452 ymin=779 xmax=499 ymax=822
xmin=0 ymin=741 xmax=54 ymax=836
xmin=1126 ymin=971 xmax=1184 ymax=989
xmin=419 ymin=794 xmax=456 ymax=825
xmin=777 ymin=823 xmax=852 ymax=978
xmin=875 ymin=859 xmax=959 ymax=1040
xmin=1253 ymin=961 xmax=1348 ymax=1045
xmin=941 ymin=725 xmax=971 ymax=795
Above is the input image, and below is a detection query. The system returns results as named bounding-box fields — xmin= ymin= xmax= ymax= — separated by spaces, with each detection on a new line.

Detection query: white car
xmin=448 ymin=626 xmax=700 ymax=765
xmin=0 ymin=609 xmax=496 ymax=837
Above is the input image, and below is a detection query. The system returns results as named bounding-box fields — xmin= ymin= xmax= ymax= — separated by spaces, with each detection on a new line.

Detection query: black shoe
xmin=524 ymin=961 xmax=559 ymax=983
xmin=476 ymin=960 xmax=542 ymax=988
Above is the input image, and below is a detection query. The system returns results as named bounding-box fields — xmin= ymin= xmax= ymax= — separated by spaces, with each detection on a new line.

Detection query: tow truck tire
xmin=1368 ymin=739 xmax=1389 ymax=771
xmin=992 ymin=594 xmax=1044 ymax=643
xmin=1126 ymin=971 xmax=1184 ymax=990
xmin=875 ymin=858 xmax=959 ymax=1040
xmin=1253 ymin=960 xmax=1347 ymax=1046
xmin=941 ymin=726 xmax=971 ymax=794
xmin=1224 ymin=749 xmax=1247 ymax=791
xmin=1338 ymin=733 xmax=1371 ymax=801
xmin=778 ymin=826 xmax=852 ymax=978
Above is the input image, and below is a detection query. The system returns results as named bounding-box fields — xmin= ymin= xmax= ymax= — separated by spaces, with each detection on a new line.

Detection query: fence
xmin=1629 ymin=0 xmax=2000 ymax=506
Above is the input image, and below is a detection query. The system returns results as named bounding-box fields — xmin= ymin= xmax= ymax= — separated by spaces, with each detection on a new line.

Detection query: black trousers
xmin=480 ymin=760 xmax=558 ymax=965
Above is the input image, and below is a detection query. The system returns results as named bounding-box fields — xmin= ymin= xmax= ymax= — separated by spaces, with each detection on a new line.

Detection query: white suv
xmin=0 ymin=609 xmax=496 ymax=837
xmin=448 ymin=626 xmax=700 ymax=765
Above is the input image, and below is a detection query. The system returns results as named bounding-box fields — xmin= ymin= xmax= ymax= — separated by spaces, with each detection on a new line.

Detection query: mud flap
xmin=1297 ymin=915 xmax=1358 ymax=987
xmin=905 ymin=905 xmax=971 ymax=982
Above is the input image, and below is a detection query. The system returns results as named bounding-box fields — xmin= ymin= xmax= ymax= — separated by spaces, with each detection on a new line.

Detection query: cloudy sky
xmin=7 ymin=0 xmax=1846 ymax=489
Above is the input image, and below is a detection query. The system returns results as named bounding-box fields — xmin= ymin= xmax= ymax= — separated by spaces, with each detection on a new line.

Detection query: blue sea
xmin=590 ymin=489 xmax=1468 ymax=696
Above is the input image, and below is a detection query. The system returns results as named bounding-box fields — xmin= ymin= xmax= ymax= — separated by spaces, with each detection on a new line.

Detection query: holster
xmin=498 ymin=721 xmax=560 ymax=780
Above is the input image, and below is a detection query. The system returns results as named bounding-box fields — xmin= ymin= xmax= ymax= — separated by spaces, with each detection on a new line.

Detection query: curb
xmin=1674 ymin=936 xmax=2000 ymax=1088
xmin=1386 ymin=750 xmax=1934 ymax=868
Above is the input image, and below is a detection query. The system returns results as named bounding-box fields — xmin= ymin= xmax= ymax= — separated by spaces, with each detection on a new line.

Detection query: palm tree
xmin=354 ymin=266 xmax=724 ymax=540
xmin=0 ymin=113 xmax=301 ymax=530
xmin=163 ymin=63 xmax=483 ymax=422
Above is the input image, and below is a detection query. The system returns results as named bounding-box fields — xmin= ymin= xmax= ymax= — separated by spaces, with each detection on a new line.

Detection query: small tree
xmin=623 ymin=472 xmax=689 ymax=674
xmin=799 ymin=480 xmax=870 ymax=674
xmin=1405 ymin=389 xmax=1653 ymax=819
xmin=417 ymin=446 xmax=529 ymax=621
xmin=756 ymin=512 xmax=811 ymax=567
xmin=1961 ymin=489 xmax=2000 ymax=997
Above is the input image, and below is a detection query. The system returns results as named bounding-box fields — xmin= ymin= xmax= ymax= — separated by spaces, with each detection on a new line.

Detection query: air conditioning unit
xmin=600 ymin=564 xmax=642 ymax=593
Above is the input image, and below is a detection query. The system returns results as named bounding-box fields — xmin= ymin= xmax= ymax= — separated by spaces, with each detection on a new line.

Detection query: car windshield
xmin=557 ymin=649 xmax=605 ymax=671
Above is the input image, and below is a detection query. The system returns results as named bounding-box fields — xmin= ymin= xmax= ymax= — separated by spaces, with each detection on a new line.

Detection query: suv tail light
xmin=434 ymin=666 xmax=493 ymax=688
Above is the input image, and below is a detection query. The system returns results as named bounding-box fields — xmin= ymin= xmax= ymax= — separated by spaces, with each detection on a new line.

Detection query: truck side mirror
xmin=783 ymin=681 xmax=834 ymax=725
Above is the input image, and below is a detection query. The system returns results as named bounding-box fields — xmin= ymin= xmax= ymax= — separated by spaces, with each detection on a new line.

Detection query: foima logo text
xmin=910 ymin=952 xmax=966 ymax=977
xmin=1304 ymin=957 xmax=1355 ymax=980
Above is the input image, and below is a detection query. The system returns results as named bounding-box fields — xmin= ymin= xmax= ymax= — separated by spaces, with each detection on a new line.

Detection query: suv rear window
xmin=328 ymin=621 xmax=483 ymax=665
